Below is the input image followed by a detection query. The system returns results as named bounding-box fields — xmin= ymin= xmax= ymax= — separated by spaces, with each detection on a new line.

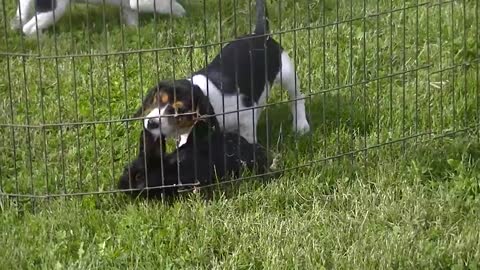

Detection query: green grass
xmin=1 ymin=0 xmax=480 ymax=268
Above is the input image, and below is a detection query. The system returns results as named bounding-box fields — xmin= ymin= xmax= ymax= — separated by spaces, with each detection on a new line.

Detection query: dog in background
xmin=118 ymin=82 xmax=269 ymax=198
xmin=136 ymin=0 xmax=310 ymax=146
xmin=11 ymin=0 xmax=186 ymax=36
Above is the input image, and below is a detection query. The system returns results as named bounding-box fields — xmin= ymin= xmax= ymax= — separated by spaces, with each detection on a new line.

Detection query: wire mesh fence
xmin=0 ymin=0 xmax=479 ymax=205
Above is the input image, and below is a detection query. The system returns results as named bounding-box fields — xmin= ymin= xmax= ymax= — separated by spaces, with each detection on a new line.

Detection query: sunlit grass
xmin=1 ymin=0 xmax=479 ymax=268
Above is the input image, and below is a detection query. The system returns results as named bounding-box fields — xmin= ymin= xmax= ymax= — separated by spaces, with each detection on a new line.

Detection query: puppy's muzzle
xmin=147 ymin=118 xmax=160 ymax=129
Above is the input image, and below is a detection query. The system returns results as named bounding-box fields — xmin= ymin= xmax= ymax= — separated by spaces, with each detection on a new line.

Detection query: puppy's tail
xmin=254 ymin=0 xmax=269 ymax=35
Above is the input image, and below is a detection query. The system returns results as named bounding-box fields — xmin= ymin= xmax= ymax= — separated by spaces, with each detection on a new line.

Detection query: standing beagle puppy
xmin=11 ymin=0 xmax=186 ymax=36
xmin=136 ymin=0 xmax=310 ymax=145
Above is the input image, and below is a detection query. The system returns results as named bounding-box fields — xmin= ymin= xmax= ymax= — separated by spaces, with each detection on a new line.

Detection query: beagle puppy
xmin=11 ymin=0 xmax=185 ymax=36
xmin=136 ymin=0 xmax=310 ymax=145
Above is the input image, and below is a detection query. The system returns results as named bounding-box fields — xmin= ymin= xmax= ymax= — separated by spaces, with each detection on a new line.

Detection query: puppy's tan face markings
xmin=145 ymin=90 xmax=169 ymax=112
xmin=172 ymin=101 xmax=184 ymax=110
xmin=143 ymin=88 xmax=198 ymax=137
xmin=159 ymin=92 xmax=169 ymax=104
xmin=169 ymin=100 xmax=195 ymax=130
xmin=145 ymin=91 xmax=187 ymax=114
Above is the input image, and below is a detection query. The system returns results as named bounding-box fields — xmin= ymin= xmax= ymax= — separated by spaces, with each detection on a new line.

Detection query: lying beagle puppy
xmin=136 ymin=0 xmax=310 ymax=145
xmin=118 ymin=82 xmax=269 ymax=198
xmin=11 ymin=0 xmax=186 ymax=36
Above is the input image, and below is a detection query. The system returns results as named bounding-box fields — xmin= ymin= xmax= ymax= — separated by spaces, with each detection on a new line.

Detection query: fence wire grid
xmin=0 ymin=0 xmax=479 ymax=205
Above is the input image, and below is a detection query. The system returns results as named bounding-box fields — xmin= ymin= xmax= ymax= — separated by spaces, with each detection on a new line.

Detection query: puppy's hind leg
xmin=22 ymin=0 xmax=68 ymax=36
xmin=275 ymin=51 xmax=310 ymax=135
xmin=130 ymin=0 xmax=185 ymax=17
xmin=11 ymin=0 xmax=34 ymax=30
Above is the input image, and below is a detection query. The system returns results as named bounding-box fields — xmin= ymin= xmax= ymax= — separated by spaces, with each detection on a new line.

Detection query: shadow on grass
xmin=257 ymin=91 xmax=375 ymax=150
xmin=411 ymin=137 xmax=480 ymax=182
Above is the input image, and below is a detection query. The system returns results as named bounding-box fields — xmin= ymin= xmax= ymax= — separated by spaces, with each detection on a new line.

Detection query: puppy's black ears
xmin=192 ymin=85 xmax=220 ymax=131
xmin=134 ymin=85 xmax=158 ymax=118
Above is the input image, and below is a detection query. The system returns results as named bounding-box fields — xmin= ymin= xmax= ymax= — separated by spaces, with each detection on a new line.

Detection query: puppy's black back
xmin=196 ymin=37 xmax=282 ymax=106
xmin=195 ymin=0 xmax=281 ymax=107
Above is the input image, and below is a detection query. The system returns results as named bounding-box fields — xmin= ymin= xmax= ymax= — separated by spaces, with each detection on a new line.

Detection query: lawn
xmin=1 ymin=0 xmax=480 ymax=268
